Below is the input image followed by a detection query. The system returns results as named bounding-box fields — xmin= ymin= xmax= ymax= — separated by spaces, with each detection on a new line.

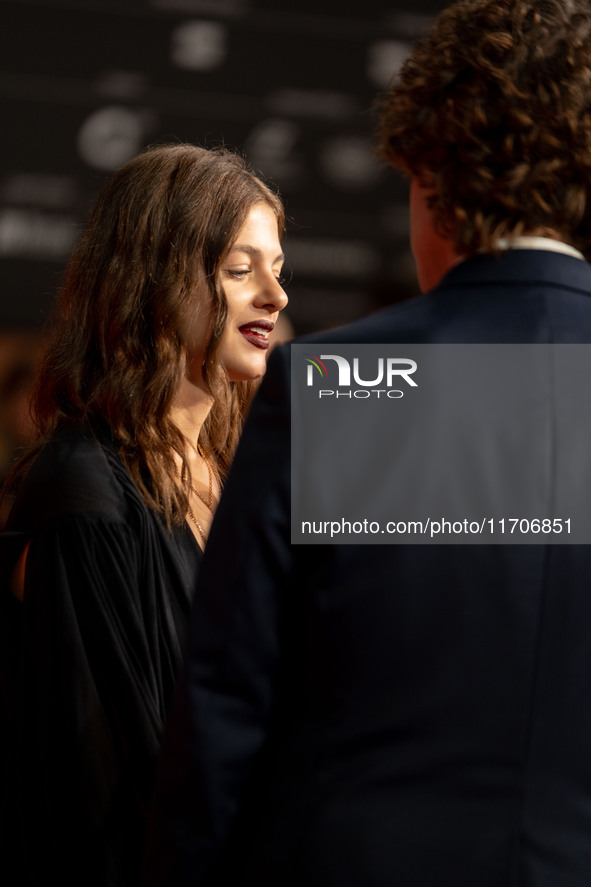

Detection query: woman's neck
xmin=169 ymin=376 xmax=214 ymax=452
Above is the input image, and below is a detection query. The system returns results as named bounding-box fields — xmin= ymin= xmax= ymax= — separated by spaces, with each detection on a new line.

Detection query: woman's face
xmin=185 ymin=202 xmax=287 ymax=386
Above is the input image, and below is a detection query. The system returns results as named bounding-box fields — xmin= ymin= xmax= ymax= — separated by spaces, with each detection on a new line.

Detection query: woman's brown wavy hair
xmin=377 ymin=0 xmax=591 ymax=257
xmin=7 ymin=144 xmax=284 ymax=526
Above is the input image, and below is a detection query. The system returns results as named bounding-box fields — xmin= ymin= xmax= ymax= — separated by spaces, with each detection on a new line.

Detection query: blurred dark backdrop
xmin=0 ymin=0 xmax=448 ymax=479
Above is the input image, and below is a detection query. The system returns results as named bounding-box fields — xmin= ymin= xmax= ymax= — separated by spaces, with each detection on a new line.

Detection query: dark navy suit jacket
xmin=145 ymin=249 xmax=591 ymax=887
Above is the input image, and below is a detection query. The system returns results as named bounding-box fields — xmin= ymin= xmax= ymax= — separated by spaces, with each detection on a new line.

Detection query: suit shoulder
xmin=298 ymin=293 xmax=439 ymax=345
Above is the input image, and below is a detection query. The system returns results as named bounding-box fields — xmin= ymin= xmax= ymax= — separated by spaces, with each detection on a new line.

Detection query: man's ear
xmin=409 ymin=175 xmax=464 ymax=293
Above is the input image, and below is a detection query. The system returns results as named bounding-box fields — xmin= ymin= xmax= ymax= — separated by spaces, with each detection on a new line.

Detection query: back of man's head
xmin=377 ymin=0 xmax=591 ymax=258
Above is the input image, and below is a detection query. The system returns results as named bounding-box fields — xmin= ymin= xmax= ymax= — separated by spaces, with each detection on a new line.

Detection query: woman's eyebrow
xmin=228 ymin=245 xmax=285 ymax=262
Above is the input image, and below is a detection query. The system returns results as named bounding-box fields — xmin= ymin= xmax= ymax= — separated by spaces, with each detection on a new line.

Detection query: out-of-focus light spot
xmin=170 ymin=20 xmax=227 ymax=71
xmin=0 ymin=209 xmax=76 ymax=259
xmin=319 ymin=136 xmax=381 ymax=190
xmin=77 ymin=106 xmax=145 ymax=171
xmin=1 ymin=174 xmax=77 ymax=208
xmin=367 ymin=40 xmax=412 ymax=87
xmin=287 ymin=238 xmax=380 ymax=279
xmin=245 ymin=118 xmax=303 ymax=185
xmin=266 ymin=89 xmax=357 ymax=121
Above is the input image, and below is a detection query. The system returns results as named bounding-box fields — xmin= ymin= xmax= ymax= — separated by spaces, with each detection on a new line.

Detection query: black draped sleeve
xmin=0 ymin=426 xmax=201 ymax=887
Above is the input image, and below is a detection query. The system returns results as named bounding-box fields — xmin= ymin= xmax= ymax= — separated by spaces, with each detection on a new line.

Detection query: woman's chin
xmin=227 ymin=370 xmax=264 ymax=383
xmin=225 ymin=362 xmax=267 ymax=383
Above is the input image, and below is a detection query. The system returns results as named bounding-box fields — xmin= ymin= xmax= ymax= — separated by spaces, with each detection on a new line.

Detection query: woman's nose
xmin=256 ymin=273 xmax=288 ymax=311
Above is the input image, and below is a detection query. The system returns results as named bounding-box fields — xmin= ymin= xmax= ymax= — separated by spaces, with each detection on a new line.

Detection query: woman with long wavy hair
xmin=0 ymin=143 xmax=287 ymax=886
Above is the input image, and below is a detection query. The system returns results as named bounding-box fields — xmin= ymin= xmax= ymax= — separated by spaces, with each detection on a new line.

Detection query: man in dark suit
xmin=145 ymin=1 xmax=591 ymax=885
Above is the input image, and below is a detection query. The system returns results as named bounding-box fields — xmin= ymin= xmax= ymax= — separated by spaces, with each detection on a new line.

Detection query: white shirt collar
xmin=496 ymin=235 xmax=585 ymax=261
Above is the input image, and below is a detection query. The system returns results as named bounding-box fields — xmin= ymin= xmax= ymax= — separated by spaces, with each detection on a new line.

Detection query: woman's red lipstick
xmin=239 ymin=320 xmax=274 ymax=349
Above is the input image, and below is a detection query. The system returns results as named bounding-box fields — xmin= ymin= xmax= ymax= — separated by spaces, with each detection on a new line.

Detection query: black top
xmin=0 ymin=423 xmax=201 ymax=887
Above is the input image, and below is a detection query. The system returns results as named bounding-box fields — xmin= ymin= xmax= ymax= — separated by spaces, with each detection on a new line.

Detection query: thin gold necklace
xmin=181 ymin=446 xmax=221 ymax=546
xmin=185 ymin=507 xmax=208 ymax=547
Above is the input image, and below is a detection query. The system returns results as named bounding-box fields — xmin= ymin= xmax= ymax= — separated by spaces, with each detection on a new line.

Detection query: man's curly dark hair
xmin=377 ymin=0 xmax=591 ymax=258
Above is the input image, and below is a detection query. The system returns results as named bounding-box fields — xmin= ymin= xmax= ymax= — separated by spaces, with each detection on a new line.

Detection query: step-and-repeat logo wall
xmin=0 ymin=0 xmax=447 ymax=331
